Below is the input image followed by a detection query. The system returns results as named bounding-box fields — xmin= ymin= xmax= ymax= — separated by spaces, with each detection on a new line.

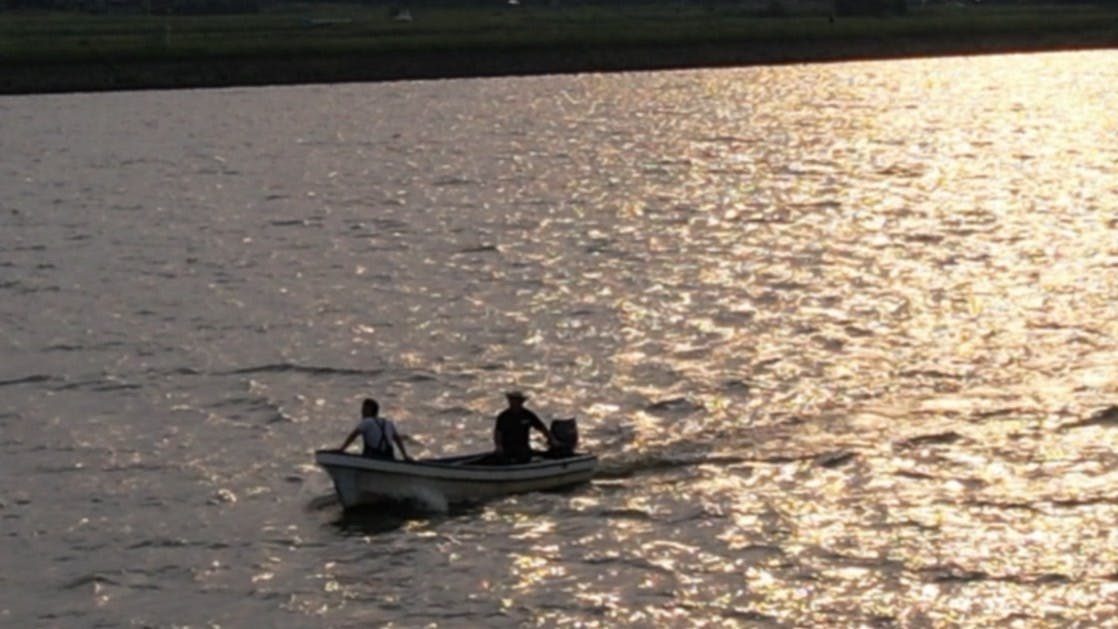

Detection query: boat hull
xmin=315 ymin=450 xmax=597 ymax=509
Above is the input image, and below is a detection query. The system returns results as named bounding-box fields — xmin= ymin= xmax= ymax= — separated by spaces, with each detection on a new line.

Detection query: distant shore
xmin=2 ymin=7 xmax=1116 ymax=95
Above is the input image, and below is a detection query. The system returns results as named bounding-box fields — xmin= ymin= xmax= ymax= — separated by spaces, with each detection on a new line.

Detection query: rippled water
xmin=3 ymin=50 xmax=1118 ymax=626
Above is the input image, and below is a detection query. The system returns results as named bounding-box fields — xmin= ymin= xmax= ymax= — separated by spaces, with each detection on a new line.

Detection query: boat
xmin=315 ymin=450 xmax=598 ymax=510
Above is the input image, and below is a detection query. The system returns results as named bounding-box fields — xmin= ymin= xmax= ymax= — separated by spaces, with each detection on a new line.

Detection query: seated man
xmin=493 ymin=391 xmax=555 ymax=464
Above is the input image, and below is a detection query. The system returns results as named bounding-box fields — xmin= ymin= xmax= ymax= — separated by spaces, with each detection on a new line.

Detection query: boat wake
xmin=594 ymin=446 xmax=858 ymax=479
xmin=305 ymin=493 xmax=341 ymax=512
xmin=594 ymin=450 xmax=753 ymax=479
xmin=319 ymin=494 xmax=487 ymax=536
xmin=409 ymin=486 xmax=449 ymax=513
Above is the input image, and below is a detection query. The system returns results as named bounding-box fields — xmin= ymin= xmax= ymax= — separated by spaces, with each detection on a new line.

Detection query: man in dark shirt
xmin=494 ymin=391 xmax=556 ymax=464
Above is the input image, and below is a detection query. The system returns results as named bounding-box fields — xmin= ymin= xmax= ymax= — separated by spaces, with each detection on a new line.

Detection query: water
xmin=3 ymin=50 xmax=1118 ymax=626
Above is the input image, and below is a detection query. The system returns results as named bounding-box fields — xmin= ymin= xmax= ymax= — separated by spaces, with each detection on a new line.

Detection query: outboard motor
xmin=548 ymin=418 xmax=579 ymax=458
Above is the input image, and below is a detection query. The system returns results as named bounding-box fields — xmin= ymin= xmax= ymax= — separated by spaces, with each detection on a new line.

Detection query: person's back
xmin=493 ymin=391 xmax=554 ymax=464
xmin=357 ymin=414 xmax=396 ymax=459
xmin=338 ymin=397 xmax=411 ymax=461
xmin=495 ymin=406 xmax=539 ymax=463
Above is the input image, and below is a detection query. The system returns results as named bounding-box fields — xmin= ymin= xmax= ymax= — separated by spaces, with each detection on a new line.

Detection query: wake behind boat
xmin=315 ymin=450 xmax=598 ymax=509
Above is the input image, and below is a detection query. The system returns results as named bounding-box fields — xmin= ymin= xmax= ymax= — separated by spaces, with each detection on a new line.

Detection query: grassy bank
xmin=2 ymin=3 xmax=1117 ymax=93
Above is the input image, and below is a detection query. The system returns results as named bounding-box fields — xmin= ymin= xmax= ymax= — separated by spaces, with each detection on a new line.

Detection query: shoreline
xmin=3 ymin=31 xmax=1116 ymax=95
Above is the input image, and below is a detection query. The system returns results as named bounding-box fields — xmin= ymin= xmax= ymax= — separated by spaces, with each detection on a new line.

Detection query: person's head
xmin=361 ymin=398 xmax=379 ymax=417
xmin=505 ymin=391 xmax=528 ymax=408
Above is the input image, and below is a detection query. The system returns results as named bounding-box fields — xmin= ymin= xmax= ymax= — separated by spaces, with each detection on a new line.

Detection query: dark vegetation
xmin=1 ymin=1 xmax=1116 ymax=93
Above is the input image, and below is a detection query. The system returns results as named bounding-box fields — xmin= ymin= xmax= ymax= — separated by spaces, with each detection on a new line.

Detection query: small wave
xmin=269 ymin=218 xmax=322 ymax=228
xmin=583 ymin=238 xmax=615 ymax=254
xmin=1059 ymin=405 xmax=1118 ymax=431
xmin=582 ymin=553 xmax=674 ymax=575
xmin=815 ymin=450 xmax=857 ymax=468
xmin=456 ymin=244 xmax=499 ymax=254
xmin=699 ymin=135 xmax=749 ymax=145
xmin=1049 ymin=495 xmax=1118 ymax=508
xmin=644 ymin=397 xmax=701 ymax=417
xmin=103 ymin=462 xmax=167 ymax=473
xmin=90 ymin=381 xmax=141 ymax=392
xmin=898 ymin=369 xmax=968 ymax=380
xmin=788 ymin=199 xmax=842 ymax=212
xmin=51 ymin=379 xmax=141 ymax=393
xmin=127 ymin=537 xmax=196 ymax=550
xmin=679 ymin=604 xmax=777 ymax=624
xmin=62 ymin=568 xmax=171 ymax=592
xmin=36 ymin=463 xmax=86 ymax=474
xmin=0 ymin=374 xmax=53 ymax=387
xmin=399 ymin=371 xmax=438 ymax=383
xmin=904 ymin=233 xmax=946 ymax=245
xmin=347 ymin=217 xmax=411 ymax=233
xmin=895 ymin=431 xmax=964 ymax=448
xmin=432 ymin=176 xmax=477 ymax=187
xmin=895 ymin=469 xmax=936 ymax=481
xmin=599 ymin=508 xmax=654 ymax=520
xmin=922 ymin=566 xmax=989 ymax=583
xmin=718 ymin=379 xmax=751 ymax=396
xmin=434 ymin=405 xmax=476 ymax=417
xmin=206 ymin=394 xmax=292 ymax=425
xmin=768 ymin=281 xmax=809 ymax=292
xmin=163 ymin=367 xmax=202 ymax=376
xmin=966 ymin=499 xmax=1039 ymax=512
xmin=876 ymin=164 xmax=925 ymax=178
xmin=1023 ymin=573 xmax=1072 ymax=585
xmin=62 ymin=573 xmax=119 ymax=590
xmin=224 ymin=363 xmax=382 ymax=377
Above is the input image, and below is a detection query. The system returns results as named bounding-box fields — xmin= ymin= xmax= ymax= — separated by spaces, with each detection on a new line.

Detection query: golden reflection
xmin=317 ymin=52 xmax=1118 ymax=626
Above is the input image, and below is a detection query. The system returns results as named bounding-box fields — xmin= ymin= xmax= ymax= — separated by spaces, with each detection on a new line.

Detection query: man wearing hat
xmin=493 ymin=391 xmax=556 ymax=464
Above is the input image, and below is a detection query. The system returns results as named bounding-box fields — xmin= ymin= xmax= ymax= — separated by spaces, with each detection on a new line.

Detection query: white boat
xmin=315 ymin=450 xmax=598 ymax=509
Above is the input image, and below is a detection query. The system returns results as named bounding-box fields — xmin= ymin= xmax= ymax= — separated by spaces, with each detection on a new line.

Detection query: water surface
xmin=3 ymin=50 xmax=1118 ymax=626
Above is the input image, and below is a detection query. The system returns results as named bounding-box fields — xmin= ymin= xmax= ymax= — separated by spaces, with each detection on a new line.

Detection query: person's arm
xmin=339 ymin=428 xmax=360 ymax=452
xmin=393 ymin=432 xmax=412 ymax=461
xmin=530 ymin=413 xmax=557 ymax=447
xmin=493 ymin=420 xmax=504 ymax=455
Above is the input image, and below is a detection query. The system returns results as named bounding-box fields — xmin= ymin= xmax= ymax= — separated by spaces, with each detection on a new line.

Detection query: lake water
xmin=3 ymin=50 xmax=1118 ymax=626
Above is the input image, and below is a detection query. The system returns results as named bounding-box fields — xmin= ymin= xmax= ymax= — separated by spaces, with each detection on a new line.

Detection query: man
xmin=493 ymin=391 xmax=556 ymax=464
xmin=339 ymin=398 xmax=412 ymax=461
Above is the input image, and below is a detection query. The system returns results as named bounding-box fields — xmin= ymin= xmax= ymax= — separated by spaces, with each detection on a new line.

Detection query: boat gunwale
xmin=314 ymin=449 xmax=598 ymax=483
